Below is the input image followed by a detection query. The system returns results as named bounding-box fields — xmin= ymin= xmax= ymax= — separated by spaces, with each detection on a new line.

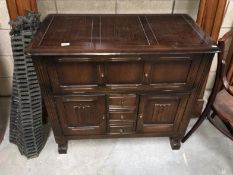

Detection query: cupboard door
xmin=137 ymin=94 xmax=189 ymax=134
xmin=55 ymin=95 xmax=106 ymax=135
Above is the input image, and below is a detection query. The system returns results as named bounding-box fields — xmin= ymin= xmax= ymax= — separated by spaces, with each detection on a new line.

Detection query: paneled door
xmin=136 ymin=94 xmax=189 ymax=134
xmin=55 ymin=95 xmax=106 ymax=135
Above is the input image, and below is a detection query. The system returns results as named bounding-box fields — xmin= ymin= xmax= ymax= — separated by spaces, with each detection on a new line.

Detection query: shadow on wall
xmin=0 ymin=33 xmax=13 ymax=143
xmin=0 ymin=97 xmax=10 ymax=143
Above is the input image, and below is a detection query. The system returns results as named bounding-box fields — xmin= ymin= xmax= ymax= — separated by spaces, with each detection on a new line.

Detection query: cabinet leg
xmin=58 ymin=141 xmax=68 ymax=154
xmin=169 ymin=137 xmax=181 ymax=150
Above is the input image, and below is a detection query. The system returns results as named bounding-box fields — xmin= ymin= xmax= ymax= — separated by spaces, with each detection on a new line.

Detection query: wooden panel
xmin=146 ymin=15 xmax=208 ymax=47
xmin=47 ymin=55 xmax=201 ymax=93
xmin=41 ymin=16 xmax=94 ymax=47
xmin=6 ymin=0 xmax=38 ymax=20
xmin=97 ymin=16 xmax=151 ymax=48
xmin=147 ymin=55 xmax=202 ymax=89
xmin=56 ymin=62 xmax=98 ymax=85
xmin=27 ymin=14 xmax=218 ymax=55
xmin=197 ymin=0 xmax=227 ymax=42
xmin=47 ymin=59 xmax=100 ymax=92
xmin=193 ymin=0 xmax=227 ymax=117
xmin=150 ymin=60 xmax=191 ymax=84
xmin=105 ymin=62 xmax=144 ymax=84
xmin=55 ymin=95 xmax=106 ymax=136
xmin=137 ymin=94 xmax=189 ymax=133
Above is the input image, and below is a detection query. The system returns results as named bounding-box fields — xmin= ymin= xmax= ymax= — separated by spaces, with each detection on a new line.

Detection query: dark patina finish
xmin=27 ymin=14 xmax=219 ymax=153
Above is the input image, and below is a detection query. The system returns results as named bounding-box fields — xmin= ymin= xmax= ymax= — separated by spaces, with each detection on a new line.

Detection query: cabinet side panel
xmin=32 ymin=58 xmax=66 ymax=144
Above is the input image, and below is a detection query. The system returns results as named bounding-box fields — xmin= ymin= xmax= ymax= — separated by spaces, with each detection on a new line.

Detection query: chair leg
xmin=181 ymin=106 xmax=212 ymax=143
xmin=210 ymin=111 xmax=216 ymax=119
xmin=222 ymin=120 xmax=233 ymax=135
xmin=207 ymin=115 xmax=233 ymax=141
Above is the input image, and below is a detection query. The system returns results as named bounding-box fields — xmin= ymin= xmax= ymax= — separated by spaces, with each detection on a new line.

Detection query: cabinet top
xmin=27 ymin=14 xmax=219 ymax=55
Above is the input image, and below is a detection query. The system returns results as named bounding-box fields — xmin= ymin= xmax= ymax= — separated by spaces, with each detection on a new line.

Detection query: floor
xmin=0 ymin=97 xmax=232 ymax=175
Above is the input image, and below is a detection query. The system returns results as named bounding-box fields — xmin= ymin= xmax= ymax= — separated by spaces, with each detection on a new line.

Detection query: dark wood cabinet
xmin=27 ymin=14 xmax=219 ymax=153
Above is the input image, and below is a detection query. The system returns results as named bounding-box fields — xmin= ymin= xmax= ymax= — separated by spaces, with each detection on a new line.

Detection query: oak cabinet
xmin=27 ymin=14 xmax=218 ymax=153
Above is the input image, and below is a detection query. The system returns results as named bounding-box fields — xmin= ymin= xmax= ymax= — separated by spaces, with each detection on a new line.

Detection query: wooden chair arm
xmin=218 ymin=30 xmax=233 ymax=96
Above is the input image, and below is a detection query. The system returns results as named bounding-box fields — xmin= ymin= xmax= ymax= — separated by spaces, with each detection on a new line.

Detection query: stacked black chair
xmin=9 ymin=12 xmax=44 ymax=158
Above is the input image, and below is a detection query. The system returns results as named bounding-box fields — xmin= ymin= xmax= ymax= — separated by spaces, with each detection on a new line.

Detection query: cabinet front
xmin=136 ymin=94 xmax=189 ymax=134
xmin=47 ymin=54 xmax=200 ymax=93
xmin=55 ymin=95 xmax=106 ymax=135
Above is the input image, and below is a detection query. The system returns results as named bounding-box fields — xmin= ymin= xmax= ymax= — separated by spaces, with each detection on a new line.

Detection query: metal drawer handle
xmin=139 ymin=114 xmax=143 ymax=119
xmin=120 ymin=115 xmax=124 ymax=119
xmin=102 ymin=115 xmax=105 ymax=120
xmin=108 ymin=57 xmax=141 ymax=61
xmin=119 ymin=129 xmax=124 ymax=133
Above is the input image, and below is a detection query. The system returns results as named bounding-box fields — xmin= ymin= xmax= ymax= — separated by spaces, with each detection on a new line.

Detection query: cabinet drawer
xmin=108 ymin=94 xmax=137 ymax=107
xmin=109 ymin=123 xmax=135 ymax=134
xmin=109 ymin=111 xmax=136 ymax=121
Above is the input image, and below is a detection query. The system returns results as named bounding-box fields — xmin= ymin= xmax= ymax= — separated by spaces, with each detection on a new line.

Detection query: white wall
xmin=0 ymin=0 xmax=233 ymax=96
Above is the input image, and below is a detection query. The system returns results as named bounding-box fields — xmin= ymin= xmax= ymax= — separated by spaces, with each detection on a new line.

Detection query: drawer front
xmin=109 ymin=111 xmax=136 ymax=121
xmin=54 ymin=95 xmax=107 ymax=136
xmin=109 ymin=123 xmax=135 ymax=134
xmin=108 ymin=94 xmax=137 ymax=108
xmin=137 ymin=93 xmax=189 ymax=134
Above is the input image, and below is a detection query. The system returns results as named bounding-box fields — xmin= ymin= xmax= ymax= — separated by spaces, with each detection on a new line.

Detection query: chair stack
xmin=9 ymin=12 xmax=44 ymax=158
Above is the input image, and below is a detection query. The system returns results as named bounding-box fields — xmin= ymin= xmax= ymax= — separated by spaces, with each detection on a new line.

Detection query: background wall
xmin=0 ymin=0 xmax=233 ymax=97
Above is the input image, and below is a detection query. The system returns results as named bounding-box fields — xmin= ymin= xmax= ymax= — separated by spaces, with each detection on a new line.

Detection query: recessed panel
xmin=56 ymin=62 xmax=98 ymax=85
xmin=55 ymin=95 xmax=106 ymax=135
xmin=143 ymin=98 xmax=179 ymax=124
xmin=105 ymin=62 xmax=143 ymax=84
xmin=150 ymin=60 xmax=191 ymax=84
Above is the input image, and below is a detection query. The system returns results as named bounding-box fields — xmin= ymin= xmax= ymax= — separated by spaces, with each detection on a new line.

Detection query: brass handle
xmin=102 ymin=115 xmax=105 ymax=120
xmin=121 ymin=100 xmax=125 ymax=105
xmin=101 ymin=73 xmax=104 ymax=78
xmin=139 ymin=114 xmax=143 ymax=119
xmin=119 ymin=129 xmax=123 ymax=133
xmin=120 ymin=115 xmax=124 ymax=119
xmin=145 ymin=73 xmax=148 ymax=77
